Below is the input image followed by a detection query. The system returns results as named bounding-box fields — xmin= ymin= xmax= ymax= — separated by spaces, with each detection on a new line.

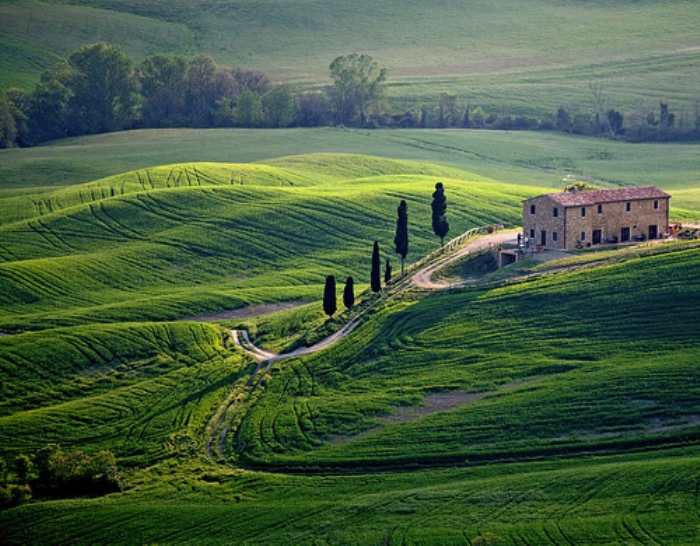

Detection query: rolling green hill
xmin=2 ymin=129 xmax=699 ymax=221
xmin=0 ymin=155 xmax=535 ymax=331
xmin=2 ymin=0 xmax=699 ymax=118
xmin=1 ymin=152 xmax=699 ymax=544
xmin=235 ymin=245 xmax=700 ymax=471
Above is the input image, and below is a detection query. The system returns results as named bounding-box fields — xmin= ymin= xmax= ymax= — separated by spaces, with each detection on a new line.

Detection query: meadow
xmin=0 ymin=155 xmax=538 ymax=333
xmin=2 ymin=0 xmax=700 ymax=120
xmin=0 ymin=143 xmax=697 ymax=542
xmin=1 ymin=239 xmax=700 ymax=543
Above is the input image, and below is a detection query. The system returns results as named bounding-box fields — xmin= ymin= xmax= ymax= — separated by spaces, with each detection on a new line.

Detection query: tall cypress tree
xmin=343 ymin=276 xmax=355 ymax=309
xmin=323 ymin=275 xmax=337 ymax=317
xmin=394 ymin=199 xmax=409 ymax=273
xmin=384 ymin=259 xmax=392 ymax=284
xmin=371 ymin=241 xmax=381 ymax=292
xmin=431 ymin=182 xmax=450 ymax=246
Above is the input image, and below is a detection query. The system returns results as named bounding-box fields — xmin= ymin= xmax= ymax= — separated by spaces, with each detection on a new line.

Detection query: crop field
xmin=234 ymin=246 xmax=700 ymax=471
xmin=2 ymin=0 xmax=700 ymax=119
xmin=1 ymin=448 xmax=700 ymax=545
xmin=0 ymin=155 xmax=536 ymax=332
xmin=2 ymin=130 xmax=700 ymax=217
xmin=0 ymin=144 xmax=699 ymax=543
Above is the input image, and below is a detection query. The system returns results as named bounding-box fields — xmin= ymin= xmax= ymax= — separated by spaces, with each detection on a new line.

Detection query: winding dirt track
xmin=235 ymin=230 xmax=515 ymax=361
xmin=205 ymin=229 xmax=515 ymax=461
xmin=410 ymin=231 xmax=515 ymax=289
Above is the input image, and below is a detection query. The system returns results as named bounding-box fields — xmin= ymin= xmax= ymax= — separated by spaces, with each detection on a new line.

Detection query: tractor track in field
xmin=205 ymin=228 xmax=515 ymax=462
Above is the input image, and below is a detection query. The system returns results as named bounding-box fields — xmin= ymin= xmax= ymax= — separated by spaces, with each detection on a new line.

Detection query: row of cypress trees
xmin=323 ymin=183 xmax=449 ymax=317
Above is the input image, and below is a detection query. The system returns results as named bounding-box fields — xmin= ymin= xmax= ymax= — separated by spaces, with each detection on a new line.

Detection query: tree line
xmin=3 ymin=42 xmax=696 ymax=148
xmin=322 ymin=183 xmax=449 ymax=318
xmin=0 ymin=44 xmax=390 ymax=148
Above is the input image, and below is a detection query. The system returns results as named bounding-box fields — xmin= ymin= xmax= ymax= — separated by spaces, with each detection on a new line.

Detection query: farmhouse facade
xmin=522 ymin=186 xmax=670 ymax=250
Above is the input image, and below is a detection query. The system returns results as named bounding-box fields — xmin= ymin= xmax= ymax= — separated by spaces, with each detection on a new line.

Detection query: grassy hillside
xmin=1 ymin=241 xmax=699 ymax=543
xmin=234 ymin=244 xmax=700 ymax=470
xmin=1 ymin=448 xmax=699 ymax=545
xmin=1 ymin=129 xmax=699 ymax=220
xmin=2 ymin=0 xmax=699 ymax=118
xmin=0 ymin=151 xmax=698 ymax=544
xmin=0 ymin=155 xmax=534 ymax=331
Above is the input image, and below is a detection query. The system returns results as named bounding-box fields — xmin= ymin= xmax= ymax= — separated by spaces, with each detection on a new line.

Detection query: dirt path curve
xmin=411 ymin=231 xmax=515 ymax=289
xmin=207 ymin=229 xmax=516 ymax=461
xmin=233 ymin=229 xmax=516 ymax=362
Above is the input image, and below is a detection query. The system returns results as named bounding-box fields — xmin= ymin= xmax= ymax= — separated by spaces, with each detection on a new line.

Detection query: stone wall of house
xmin=522 ymin=195 xmax=566 ymax=249
xmin=564 ymin=198 xmax=669 ymax=249
xmin=524 ymin=194 xmax=669 ymax=250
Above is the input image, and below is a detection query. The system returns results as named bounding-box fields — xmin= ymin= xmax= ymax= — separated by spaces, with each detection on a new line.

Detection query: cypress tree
xmin=343 ymin=276 xmax=355 ymax=309
xmin=384 ymin=259 xmax=392 ymax=284
xmin=323 ymin=275 xmax=337 ymax=317
xmin=371 ymin=241 xmax=381 ymax=292
xmin=431 ymin=182 xmax=450 ymax=246
xmin=394 ymin=199 xmax=409 ymax=273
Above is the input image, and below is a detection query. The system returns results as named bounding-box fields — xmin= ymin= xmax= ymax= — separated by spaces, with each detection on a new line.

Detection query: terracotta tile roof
xmin=536 ymin=186 xmax=670 ymax=207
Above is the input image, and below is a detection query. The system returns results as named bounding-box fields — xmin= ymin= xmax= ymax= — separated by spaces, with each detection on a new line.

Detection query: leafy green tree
xmin=66 ymin=42 xmax=137 ymax=135
xmin=14 ymin=454 xmax=33 ymax=485
xmin=394 ymin=199 xmax=409 ymax=273
xmin=0 ymin=91 xmax=25 ymax=148
xmin=233 ymin=88 xmax=264 ymax=127
xmin=431 ymin=182 xmax=450 ymax=246
xmin=137 ymin=54 xmax=188 ymax=127
xmin=384 ymin=259 xmax=392 ymax=284
xmin=343 ymin=276 xmax=355 ymax=309
xmin=438 ymin=93 xmax=459 ymax=127
xmin=323 ymin=275 xmax=337 ymax=317
xmin=25 ymin=65 xmax=72 ymax=144
xmin=263 ymin=85 xmax=297 ymax=127
xmin=371 ymin=241 xmax=381 ymax=292
xmin=184 ymin=54 xmax=219 ymax=127
xmin=329 ymin=53 xmax=387 ymax=126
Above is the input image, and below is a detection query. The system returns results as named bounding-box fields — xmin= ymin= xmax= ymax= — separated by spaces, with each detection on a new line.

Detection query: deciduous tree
xmin=263 ymin=85 xmax=297 ymax=128
xmin=66 ymin=42 xmax=137 ymax=135
xmin=329 ymin=53 xmax=387 ymax=126
xmin=137 ymin=54 xmax=188 ymax=127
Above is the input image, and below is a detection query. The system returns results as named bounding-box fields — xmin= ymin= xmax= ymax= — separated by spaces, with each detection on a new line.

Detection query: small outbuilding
xmin=523 ymin=186 xmax=670 ymax=250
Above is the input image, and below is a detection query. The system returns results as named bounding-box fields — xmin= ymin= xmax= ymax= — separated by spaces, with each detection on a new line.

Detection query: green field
xmin=2 ymin=0 xmax=700 ymax=119
xmin=0 ymin=155 xmax=537 ymax=333
xmin=0 ymin=145 xmax=698 ymax=543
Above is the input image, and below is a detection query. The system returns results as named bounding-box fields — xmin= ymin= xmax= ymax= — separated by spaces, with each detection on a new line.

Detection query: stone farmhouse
xmin=522 ymin=186 xmax=670 ymax=250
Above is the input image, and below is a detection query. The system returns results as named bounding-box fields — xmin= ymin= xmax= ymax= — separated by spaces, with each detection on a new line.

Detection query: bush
xmin=32 ymin=444 xmax=122 ymax=497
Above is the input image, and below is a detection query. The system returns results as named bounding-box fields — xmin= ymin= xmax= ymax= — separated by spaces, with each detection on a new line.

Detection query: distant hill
xmin=2 ymin=0 xmax=699 ymax=116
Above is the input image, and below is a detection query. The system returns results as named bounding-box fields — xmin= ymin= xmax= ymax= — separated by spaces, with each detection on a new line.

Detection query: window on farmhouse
xmin=581 ymin=207 xmax=586 ymax=217
xmin=581 ymin=231 xmax=586 ymax=241
xmin=530 ymin=204 xmax=536 ymax=214
xmin=653 ymin=200 xmax=659 ymax=210
xmin=530 ymin=229 xmax=535 ymax=239
xmin=553 ymin=208 xmax=559 ymax=218
xmin=626 ymin=202 xmax=631 ymax=212
xmin=597 ymin=204 xmax=603 ymax=214
xmin=553 ymin=232 xmax=558 ymax=242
